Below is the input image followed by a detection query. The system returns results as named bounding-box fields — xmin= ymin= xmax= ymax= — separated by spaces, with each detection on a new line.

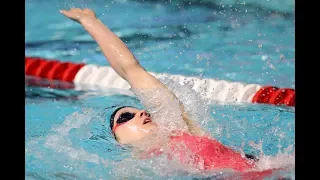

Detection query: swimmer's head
xmin=109 ymin=106 xmax=158 ymax=144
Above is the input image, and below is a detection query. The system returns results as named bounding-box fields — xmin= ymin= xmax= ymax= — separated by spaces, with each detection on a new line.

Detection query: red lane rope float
xmin=252 ymin=86 xmax=295 ymax=107
xmin=34 ymin=60 xmax=58 ymax=78
xmin=269 ymin=88 xmax=294 ymax=105
xmin=25 ymin=58 xmax=46 ymax=76
xmin=252 ymin=86 xmax=279 ymax=104
xmin=283 ymin=91 xmax=295 ymax=106
xmin=61 ymin=63 xmax=84 ymax=82
xmin=25 ymin=57 xmax=85 ymax=83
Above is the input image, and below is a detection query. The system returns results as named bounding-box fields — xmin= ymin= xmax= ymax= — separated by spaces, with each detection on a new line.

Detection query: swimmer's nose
xmin=138 ymin=110 xmax=150 ymax=118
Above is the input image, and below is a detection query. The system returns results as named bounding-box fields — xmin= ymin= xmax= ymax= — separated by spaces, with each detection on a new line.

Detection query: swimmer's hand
xmin=60 ymin=8 xmax=96 ymax=24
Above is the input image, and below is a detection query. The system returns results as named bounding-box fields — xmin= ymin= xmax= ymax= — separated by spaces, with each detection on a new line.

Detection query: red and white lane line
xmin=25 ymin=56 xmax=295 ymax=107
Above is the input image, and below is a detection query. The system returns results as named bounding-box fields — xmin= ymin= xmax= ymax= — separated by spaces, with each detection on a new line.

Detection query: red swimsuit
xmin=144 ymin=132 xmax=255 ymax=172
xmin=167 ymin=132 xmax=255 ymax=172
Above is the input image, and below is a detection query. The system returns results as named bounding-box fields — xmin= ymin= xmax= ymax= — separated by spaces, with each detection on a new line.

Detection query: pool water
xmin=25 ymin=0 xmax=295 ymax=179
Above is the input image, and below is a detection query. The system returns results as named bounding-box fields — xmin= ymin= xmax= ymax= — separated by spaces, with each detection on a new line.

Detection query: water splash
xmin=25 ymin=108 xmax=126 ymax=179
xmin=44 ymin=108 xmax=112 ymax=164
xmin=247 ymin=141 xmax=295 ymax=171
xmin=131 ymin=87 xmax=189 ymax=136
xmin=159 ymin=77 xmax=214 ymax=129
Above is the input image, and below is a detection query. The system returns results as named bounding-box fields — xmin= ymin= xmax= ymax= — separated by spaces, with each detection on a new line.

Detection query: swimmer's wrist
xmin=79 ymin=16 xmax=101 ymax=26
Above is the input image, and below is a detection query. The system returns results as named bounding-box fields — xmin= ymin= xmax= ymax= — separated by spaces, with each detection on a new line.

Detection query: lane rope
xmin=25 ymin=56 xmax=295 ymax=107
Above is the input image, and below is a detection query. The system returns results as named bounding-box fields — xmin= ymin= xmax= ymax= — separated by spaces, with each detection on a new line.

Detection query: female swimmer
xmin=60 ymin=8 xmax=260 ymax=172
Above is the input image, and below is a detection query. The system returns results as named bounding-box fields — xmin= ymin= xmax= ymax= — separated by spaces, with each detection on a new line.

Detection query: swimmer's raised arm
xmin=61 ymin=8 xmax=207 ymax=136
xmin=60 ymin=8 xmax=165 ymax=88
xmin=60 ymin=8 xmax=138 ymax=81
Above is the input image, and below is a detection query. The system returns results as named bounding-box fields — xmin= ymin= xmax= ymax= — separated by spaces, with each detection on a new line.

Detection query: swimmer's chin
xmin=142 ymin=122 xmax=158 ymax=130
xmin=121 ymin=128 xmax=158 ymax=145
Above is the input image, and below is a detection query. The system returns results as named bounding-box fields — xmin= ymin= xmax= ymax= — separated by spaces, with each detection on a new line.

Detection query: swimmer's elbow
xmin=122 ymin=62 xmax=144 ymax=77
xmin=123 ymin=61 xmax=140 ymax=70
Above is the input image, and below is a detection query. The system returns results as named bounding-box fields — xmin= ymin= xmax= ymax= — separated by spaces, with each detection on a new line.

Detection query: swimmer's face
xmin=111 ymin=107 xmax=158 ymax=144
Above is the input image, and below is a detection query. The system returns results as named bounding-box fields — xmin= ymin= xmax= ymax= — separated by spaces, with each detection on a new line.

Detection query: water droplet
xmin=269 ymin=64 xmax=276 ymax=70
xmin=261 ymin=55 xmax=268 ymax=61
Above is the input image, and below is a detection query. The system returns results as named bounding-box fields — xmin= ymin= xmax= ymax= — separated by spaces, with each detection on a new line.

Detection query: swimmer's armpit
xmin=180 ymin=104 xmax=209 ymax=137
xmin=245 ymin=154 xmax=259 ymax=162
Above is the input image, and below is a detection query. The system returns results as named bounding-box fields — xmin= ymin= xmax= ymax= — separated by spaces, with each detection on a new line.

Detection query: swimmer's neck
xmin=130 ymin=129 xmax=193 ymax=149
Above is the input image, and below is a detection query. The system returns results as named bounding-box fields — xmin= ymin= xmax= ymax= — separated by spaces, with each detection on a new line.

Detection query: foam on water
xmin=45 ymin=109 xmax=103 ymax=164
xmin=247 ymin=140 xmax=295 ymax=171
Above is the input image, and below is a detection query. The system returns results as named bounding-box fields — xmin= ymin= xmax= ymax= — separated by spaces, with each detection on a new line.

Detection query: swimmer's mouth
xmin=143 ymin=118 xmax=152 ymax=125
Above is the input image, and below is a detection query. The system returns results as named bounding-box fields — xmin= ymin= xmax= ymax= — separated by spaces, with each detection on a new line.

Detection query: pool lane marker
xmin=25 ymin=56 xmax=295 ymax=107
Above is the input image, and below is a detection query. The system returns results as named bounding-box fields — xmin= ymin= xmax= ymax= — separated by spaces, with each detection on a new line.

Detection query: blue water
xmin=25 ymin=0 xmax=295 ymax=179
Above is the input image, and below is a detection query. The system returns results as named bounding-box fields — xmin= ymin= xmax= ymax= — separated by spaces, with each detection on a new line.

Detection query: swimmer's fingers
xmin=60 ymin=9 xmax=81 ymax=22
xmin=60 ymin=8 xmax=96 ymax=23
